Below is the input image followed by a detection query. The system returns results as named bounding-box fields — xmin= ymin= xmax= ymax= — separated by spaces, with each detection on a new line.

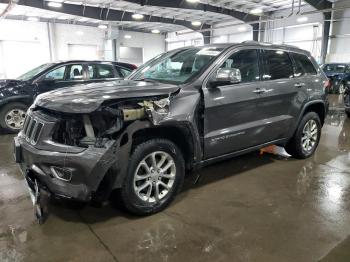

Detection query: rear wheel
xmin=285 ymin=112 xmax=321 ymax=159
xmin=120 ymin=139 xmax=185 ymax=215
xmin=0 ymin=102 xmax=28 ymax=133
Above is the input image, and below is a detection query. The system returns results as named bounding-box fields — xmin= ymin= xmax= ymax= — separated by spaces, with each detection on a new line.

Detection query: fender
xmin=287 ymin=99 xmax=327 ymax=139
xmin=0 ymin=95 xmax=34 ymax=107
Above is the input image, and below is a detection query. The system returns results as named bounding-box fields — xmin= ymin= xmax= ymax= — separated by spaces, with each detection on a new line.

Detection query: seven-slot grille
xmin=22 ymin=114 xmax=44 ymax=145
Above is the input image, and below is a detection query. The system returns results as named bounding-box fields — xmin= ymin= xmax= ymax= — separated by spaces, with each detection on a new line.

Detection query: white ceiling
xmin=0 ymin=0 xmax=316 ymax=33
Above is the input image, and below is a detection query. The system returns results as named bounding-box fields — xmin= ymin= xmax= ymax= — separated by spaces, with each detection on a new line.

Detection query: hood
xmin=0 ymin=79 xmax=23 ymax=89
xmin=35 ymin=79 xmax=180 ymax=113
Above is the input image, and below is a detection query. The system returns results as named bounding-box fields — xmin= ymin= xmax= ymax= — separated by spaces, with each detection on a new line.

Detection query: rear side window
xmin=291 ymin=53 xmax=317 ymax=76
xmin=88 ymin=64 xmax=115 ymax=80
xmin=261 ymin=50 xmax=294 ymax=80
xmin=220 ymin=49 xmax=260 ymax=83
xmin=117 ymin=67 xmax=132 ymax=78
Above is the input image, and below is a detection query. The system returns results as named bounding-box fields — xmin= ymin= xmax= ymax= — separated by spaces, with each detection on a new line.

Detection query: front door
xmin=203 ymin=48 xmax=266 ymax=158
xmin=35 ymin=63 xmax=86 ymax=96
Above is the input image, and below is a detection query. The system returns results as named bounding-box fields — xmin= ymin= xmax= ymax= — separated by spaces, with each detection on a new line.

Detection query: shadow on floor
xmin=50 ymin=151 xmax=284 ymax=224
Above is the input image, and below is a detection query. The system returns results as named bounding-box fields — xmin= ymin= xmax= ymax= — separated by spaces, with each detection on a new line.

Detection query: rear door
xmin=257 ymin=49 xmax=302 ymax=141
xmin=86 ymin=63 xmax=122 ymax=84
xmin=203 ymin=48 xmax=266 ymax=158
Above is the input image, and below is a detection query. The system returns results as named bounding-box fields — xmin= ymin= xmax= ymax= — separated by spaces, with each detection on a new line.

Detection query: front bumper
xmin=14 ymin=135 xmax=117 ymax=201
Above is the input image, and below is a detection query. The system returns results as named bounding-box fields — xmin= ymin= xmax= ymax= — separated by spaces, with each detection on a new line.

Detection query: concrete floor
xmin=1 ymin=95 xmax=350 ymax=262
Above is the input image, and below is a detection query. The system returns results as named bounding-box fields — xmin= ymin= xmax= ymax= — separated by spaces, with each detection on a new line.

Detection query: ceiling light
xmin=47 ymin=2 xmax=62 ymax=8
xmin=250 ymin=8 xmax=263 ymax=15
xmin=124 ymin=35 xmax=132 ymax=39
xmin=191 ymin=21 xmax=201 ymax=26
xmin=151 ymin=29 xmax=160 ymax=34
xmin=238 ymin=26 xmax=246 ymax=32
xmin=76 ymin=31 xmax=84 ymax=35
xmin=27 ymin=16 xmax=39 ymax=22
xmin=132 ymin=13 xmax=144 ymax=20
xmin=98 ymin=24 xmax=108 ymax=29
xmin=297 ymin=16 xmax=308 ymax=23
xmin=186 ymin=0 xmax=200 ymax=3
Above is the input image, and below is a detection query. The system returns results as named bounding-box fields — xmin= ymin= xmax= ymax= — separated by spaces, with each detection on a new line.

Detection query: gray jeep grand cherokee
xmin=14 ymin=42 xmax=328 ymax=217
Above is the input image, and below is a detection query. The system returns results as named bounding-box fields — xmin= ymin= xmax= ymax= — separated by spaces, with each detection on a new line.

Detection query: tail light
xmin=324 ymin=79 xmax=331 ymax=89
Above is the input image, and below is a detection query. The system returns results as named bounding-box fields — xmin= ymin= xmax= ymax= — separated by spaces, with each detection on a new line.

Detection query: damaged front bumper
xmin=14 ymin=134 xmax=117 ymax=202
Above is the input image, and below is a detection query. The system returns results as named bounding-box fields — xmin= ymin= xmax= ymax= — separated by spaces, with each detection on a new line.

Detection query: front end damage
xmin=14 ymin=94 xmax=175 ymax=222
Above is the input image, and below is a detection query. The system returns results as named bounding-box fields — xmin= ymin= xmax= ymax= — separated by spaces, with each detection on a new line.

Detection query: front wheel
xmin=285 ymin=112 xmax=321 ymax=159
xmin=0 ymin=102 xmax=28 ymax=133
xmin=120 ymin=139 xmax=185 ymax=215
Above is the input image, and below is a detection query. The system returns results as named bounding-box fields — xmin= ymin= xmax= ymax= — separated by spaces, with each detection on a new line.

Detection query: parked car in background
xmin=14 ymin=43 xmax=328 ymax=220
xmin=321 ymin=63 xmax=350 ymax=94
xmin=0 ymin=61 xmax=136 ymax=132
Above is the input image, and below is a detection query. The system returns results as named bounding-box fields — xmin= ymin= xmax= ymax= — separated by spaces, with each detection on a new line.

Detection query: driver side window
xmin=44 ymin=66 xmax=66 ymax=80
xmin=220 ymin=49 xmax=260 ymax=83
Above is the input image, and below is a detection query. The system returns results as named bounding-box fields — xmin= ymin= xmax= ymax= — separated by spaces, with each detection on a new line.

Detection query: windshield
xmin=322 ymin=64 xmax=346 ymax=73
xmin=131 ymin=47 xmax=225 ymax=84
xmin=16 ymin=63 xmax=53 ymax=81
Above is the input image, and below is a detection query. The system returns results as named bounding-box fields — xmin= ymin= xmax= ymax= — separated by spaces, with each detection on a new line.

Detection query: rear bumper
xmin=14 ymin=135 xmax=117 ymax=201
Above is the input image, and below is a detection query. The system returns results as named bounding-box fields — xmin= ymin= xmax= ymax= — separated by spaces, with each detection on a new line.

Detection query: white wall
xmin=0 ymin=20 xmax=165 ymax=78
xmin=166 ymin=30 xmax=204 ymax=51
xmin=0 ymin=19 xmax=50 ymax=78
xmin=262 ymin=5 xmax=324 ymax=63
xmin=118 ymin=31 xmax=165 ymax=64
xmin=52 ymin=23 xmax=105 ymax=61
xmin=212 ymin=22 xmax=253 ymax=43
xmin=327 ymin=0 xmax=350 ymax=62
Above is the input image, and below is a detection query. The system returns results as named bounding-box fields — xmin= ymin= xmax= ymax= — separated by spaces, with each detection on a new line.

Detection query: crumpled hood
xmin=35 ymin=79 xmax=180 ymax=113
xmin=0 ymin=79 xmax=23 ymax=89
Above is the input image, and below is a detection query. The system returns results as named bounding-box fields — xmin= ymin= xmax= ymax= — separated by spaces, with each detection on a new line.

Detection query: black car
xmin=321 ymin=63 xmax=350 ymax=94
xmin=0 ymin=60 xmax=136 ymax=132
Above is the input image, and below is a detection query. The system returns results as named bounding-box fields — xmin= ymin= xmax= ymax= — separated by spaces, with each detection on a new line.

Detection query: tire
xmin=285 ymin=112 xmax=321 ymax=159
xmin=0 ymin=102 xmax=28 ymax=133
xmin=346 ymin=111 xmax=350 ymax=118
xmin=120 ymin=138 xmax=185 ymax=215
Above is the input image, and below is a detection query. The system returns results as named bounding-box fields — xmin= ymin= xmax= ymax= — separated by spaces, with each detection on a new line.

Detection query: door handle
xmin=253 ymin=88 xmax=274 ymax=94
xmin=294 ymin=83 xmax=306 ymax=88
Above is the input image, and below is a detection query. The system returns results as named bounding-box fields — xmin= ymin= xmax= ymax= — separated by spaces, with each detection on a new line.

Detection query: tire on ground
xmin=0 ymin=102 xmax=28 ymax=133
xmin=120 ymin=138 xmax=185 ymax=215
xmin=285 ymin=112 xmax=321 ymax=159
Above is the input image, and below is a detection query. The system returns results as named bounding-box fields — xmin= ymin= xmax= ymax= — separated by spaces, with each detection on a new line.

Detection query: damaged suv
xmin=14 ymin=43 xmax=328 ymax=217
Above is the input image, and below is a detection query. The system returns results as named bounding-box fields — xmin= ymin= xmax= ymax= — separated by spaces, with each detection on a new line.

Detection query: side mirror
xmin=209 ymin=68 xmax=242 ymax=88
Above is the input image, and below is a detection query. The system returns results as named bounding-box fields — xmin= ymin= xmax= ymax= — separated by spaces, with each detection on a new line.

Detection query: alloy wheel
xmin=301 ymin=119 xmax=318 ymax=152
xmin=133 ymin=151 xmax=176 ymax=203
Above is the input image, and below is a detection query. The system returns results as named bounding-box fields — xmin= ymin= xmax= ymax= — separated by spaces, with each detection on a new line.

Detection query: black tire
xmin=120 ymin=138 xmax=185 ymax=215
xmin=346 ymin=111 xmax=350 ymax=118
xmin=285 ymin=112 xmax=321 ymax=159
xmin=0 ymin=102 xmax=28 ymax=133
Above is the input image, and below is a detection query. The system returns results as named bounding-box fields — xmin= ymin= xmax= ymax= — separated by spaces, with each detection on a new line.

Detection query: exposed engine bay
xmin=50 ymin=96 xmax=171 ymax=148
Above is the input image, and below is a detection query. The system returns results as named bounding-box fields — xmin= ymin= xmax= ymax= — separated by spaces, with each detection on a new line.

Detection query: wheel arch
xmin=131 ymin=124 xmax=196 ymax=170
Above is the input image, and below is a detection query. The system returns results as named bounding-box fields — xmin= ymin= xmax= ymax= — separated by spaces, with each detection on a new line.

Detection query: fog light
xmin=50 ymin=167 xmax=72 ymax=181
